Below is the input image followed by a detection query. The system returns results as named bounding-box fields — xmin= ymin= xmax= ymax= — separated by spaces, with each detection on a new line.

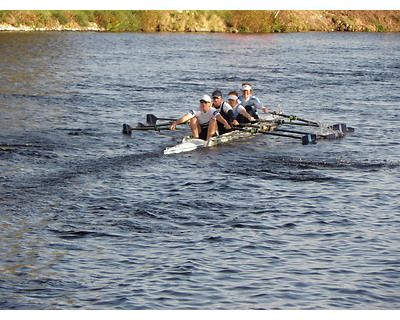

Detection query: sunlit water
xmin=1 ymin=32 xmax=399 ymax=309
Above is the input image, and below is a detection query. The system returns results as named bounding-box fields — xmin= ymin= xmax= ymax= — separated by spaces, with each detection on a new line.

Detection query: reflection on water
xmin=0 ymin=33 xmax=73 ymax=93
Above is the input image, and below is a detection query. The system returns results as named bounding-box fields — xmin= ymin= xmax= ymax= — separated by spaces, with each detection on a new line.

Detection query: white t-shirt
xmin=239 ymin=95 xmax=263 ymax=110
xmin=187 ymin=106 xmax=219 ymax=126
xmin=231 ymin=104 xmax=246 ymax=119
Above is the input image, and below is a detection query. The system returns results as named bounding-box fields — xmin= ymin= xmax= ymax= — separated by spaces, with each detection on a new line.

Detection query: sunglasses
xmin=200 ymin=100 xmax=209 ymax=103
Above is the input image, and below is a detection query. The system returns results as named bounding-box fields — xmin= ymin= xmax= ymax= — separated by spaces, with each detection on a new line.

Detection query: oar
xmin=252 ymin=118 xmax=285 ymax=125
xmin=280 ymin=128 xmax=339 ymax=140
xmin=238 ymin=123 xmax=340 ymax=140
xmin=137 ymin=122 xmax=172 ymax=128
xmin=122 ymin=122 xmax=185 ymax=135
xmin=270 ymin=111 xmax=319 ymax=125
xmin=256 ymin=117 xmax=319 ymax=127
xmin=146 ymin=114 xmax=176 ymax=126
xmin=232 ymin=127 xmax=317 ymax=145
xmin=271 ymin=112 xmax=355 ymax=132
xmin=122 ymin=123 xmax=172 ymax=135
xmin=276 ymin=120 xmax=319 ymax=127
xmin=281 ymin=121 xmax=354 ymax=133
xmin=328 ymin=123 xmax=355 ymax=133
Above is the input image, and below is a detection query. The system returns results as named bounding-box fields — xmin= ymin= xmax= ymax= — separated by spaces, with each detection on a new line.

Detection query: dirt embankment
xmin=1 ymin=10 xmax=399 ymax=33
xmin=280 ymin=10 xmax=400 ymax=32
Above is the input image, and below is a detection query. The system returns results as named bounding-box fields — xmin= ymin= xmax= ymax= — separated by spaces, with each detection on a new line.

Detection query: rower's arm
xmin=170 ymin=113 xmax=192 ymax=130
xmin=252 ymin=97 xmax=269 ymax=113
xmin=239 ymin=109 xmax=255 ymax=122
xmin=215 ymin=113 xmax=231 ymax=129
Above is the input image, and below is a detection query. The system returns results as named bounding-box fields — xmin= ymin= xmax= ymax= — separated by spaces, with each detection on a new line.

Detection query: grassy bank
xmin=1 ymin=10 xmax=400 ymax=33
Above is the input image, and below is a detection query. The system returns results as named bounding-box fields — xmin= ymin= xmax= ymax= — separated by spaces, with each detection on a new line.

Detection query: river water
xmin=0 ymin=31 xmax=399 ymax=310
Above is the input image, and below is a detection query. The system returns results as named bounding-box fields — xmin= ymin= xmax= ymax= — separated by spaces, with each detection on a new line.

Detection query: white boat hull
xmin=163 ymin=131 xmax=258 ymax=155
xmin=164 ymin=114 xmax=282 ymax=155
xmin=163 ymin=138 xmax=206 ymax=155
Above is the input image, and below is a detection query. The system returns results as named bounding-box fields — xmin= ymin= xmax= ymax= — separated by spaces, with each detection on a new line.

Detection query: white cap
xmin=241 ymin=84 xmax=252 ymax=91
xmin=199 ymin=95 xmax=211 ymax=103
xmin=227 ymin=95 xmax=238 ymax=100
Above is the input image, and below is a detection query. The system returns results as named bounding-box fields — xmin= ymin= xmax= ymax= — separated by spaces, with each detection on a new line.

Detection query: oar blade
xmin=328 ymin=123 xmax=347 ymax=134
xmin=146 ymin=114 xmax=177 ymax=125
xmin=146 ymin=114 xmax=158 ymax=126
xmin=324 ymin=133 xmax=338 ymax=141
xmin=328 ymin=123 xmax=355 ymax=133
xmin=122 ymin=123 xmax=132 ymax=135
xmin=302 ymin=134 xmax=317 ymax=145
xmin=323 ymin=123 xmax=355 ymax=134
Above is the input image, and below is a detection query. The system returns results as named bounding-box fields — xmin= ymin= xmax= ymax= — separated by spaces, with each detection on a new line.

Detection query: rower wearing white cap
xmin=238 ymin=82 xmax=269 ymax=119
xmin=170 ymin=95 xmax=231 ymax=141
xmin=226 ymin=91 xmax=255 ymax=125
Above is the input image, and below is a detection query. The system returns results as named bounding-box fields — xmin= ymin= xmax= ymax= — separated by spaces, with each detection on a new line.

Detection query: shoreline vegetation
xmin=1 ymin=10 xmax=400 ymax=33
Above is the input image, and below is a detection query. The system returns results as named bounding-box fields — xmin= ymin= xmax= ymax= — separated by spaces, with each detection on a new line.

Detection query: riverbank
xmin=1 ymin=10 xmax=400 ymax=33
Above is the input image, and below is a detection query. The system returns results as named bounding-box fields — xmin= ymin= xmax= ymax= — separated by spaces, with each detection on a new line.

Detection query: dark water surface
xmin=1 ymin=32 xmax=399 ymax=309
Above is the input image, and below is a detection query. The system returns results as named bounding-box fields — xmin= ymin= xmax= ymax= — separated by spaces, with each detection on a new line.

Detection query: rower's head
xmin=199 ymin=95 xmax=212 ymax=111
xmin=212 ymin=90 xmax=223 ymax=107
xmin=227 ymin=91 xmax=239 ymax=107
xmin=241 ymin=82 xmax=253 ymax=99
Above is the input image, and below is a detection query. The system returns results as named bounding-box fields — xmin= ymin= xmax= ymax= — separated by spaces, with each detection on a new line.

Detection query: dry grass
xmin=1 ymin=10 xmax=400 ymax=33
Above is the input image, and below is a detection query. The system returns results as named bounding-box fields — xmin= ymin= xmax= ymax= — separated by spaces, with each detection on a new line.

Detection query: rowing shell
xmin=163 ymin=114 xmax=282 ymax=155
xmin=163 ymin=130 xmax=258 ymax=155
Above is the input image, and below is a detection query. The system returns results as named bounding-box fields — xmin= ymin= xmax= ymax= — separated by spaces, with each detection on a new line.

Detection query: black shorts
xmin=245 ymin=105 xmax=259 ymax=119
xmin=199 ymin=125 xmax=209 ymax=140
xmin=236 ymin=114 xmax=250 ymax=124
xmin=217 ymin=121 xmax=230 ymax=135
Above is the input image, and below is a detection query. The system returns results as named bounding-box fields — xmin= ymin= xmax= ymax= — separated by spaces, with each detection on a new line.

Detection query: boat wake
xmin=224 ymin=155 xmax=399 ymax=182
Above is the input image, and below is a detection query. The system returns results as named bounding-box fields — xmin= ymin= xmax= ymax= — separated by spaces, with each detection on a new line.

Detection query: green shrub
xmin=74 ymin=11 xmax=89 ymax=27
xmin=371 ymin=20 xmax=388 ymax=32
xmin=51 ymin=10 xmax=68 ymax=25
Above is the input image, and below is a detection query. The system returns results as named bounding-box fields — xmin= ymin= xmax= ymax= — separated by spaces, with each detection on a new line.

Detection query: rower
xmin=226 ymin=91 xmax=255 ymax=125
xmin=211 ymin=90 xmax=234 ymax=135
xmin=238 ymin=82 xmax=269 ymax=119
xmin=169 ymin=95 xmax=231 ymax=141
